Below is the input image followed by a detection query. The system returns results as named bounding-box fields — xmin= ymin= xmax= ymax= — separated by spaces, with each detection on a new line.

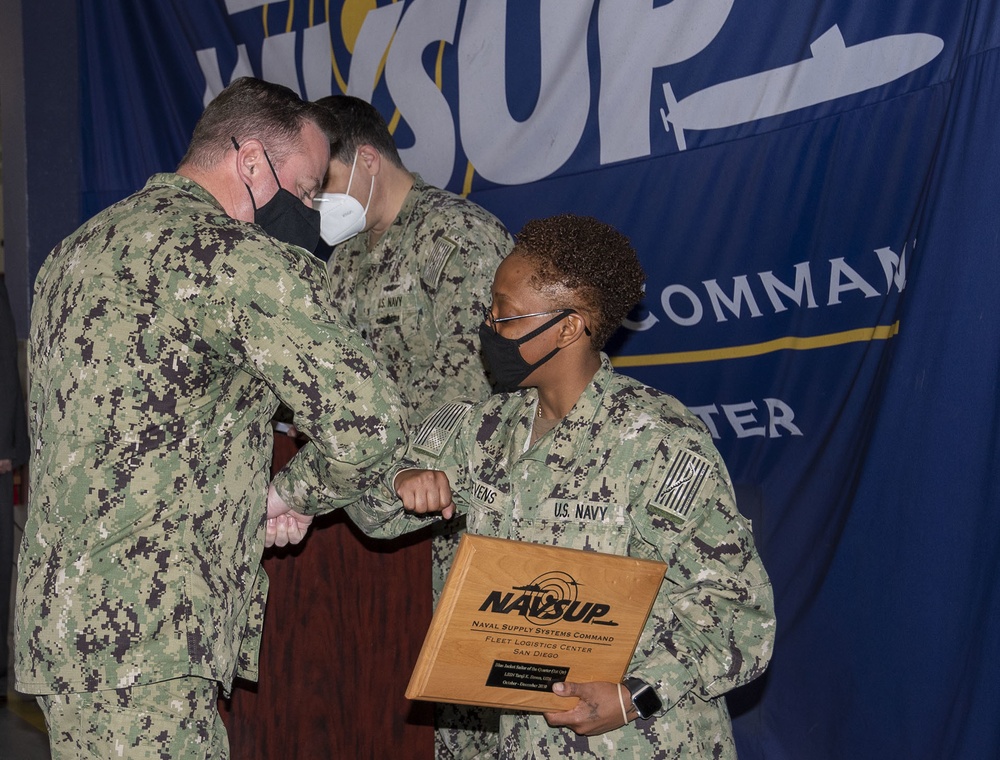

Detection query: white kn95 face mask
xmin=314 ymin=150 xmax=374 ymax=246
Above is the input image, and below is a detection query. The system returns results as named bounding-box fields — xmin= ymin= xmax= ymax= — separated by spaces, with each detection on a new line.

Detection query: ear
xmin=555 ymin=312 xmax=592 ymax=349
xmin=234 ymin=138 xmax=270 ymax=189
xmin=357 ymin=144 xmax=382 ymax=176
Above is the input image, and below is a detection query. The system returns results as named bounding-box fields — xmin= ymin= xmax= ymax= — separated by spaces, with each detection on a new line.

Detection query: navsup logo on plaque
xmin=478 ymin=571 xmax=620 ymax=627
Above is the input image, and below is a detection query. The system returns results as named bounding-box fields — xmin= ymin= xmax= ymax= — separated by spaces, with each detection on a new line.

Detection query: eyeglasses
xmin=481 ymin=304 xmax=575 ymax=331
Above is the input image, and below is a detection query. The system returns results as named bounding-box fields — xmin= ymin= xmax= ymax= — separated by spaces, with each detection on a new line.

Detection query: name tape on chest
xmin=376 ymin=293 xmax=407 ymax=319
xmin=470 ymin=480 xmax=499 ymax=508
xmin=649 ymin=449 xmax=713 ymax=524
xmin=413 ymin=401 xmax=474 ymax=458
xmin=541 ymin=499 xmax=621 ymax=524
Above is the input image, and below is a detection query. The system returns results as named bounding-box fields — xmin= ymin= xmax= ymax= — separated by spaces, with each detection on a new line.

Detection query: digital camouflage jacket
xmin=326 ymin=174 xmax=512 ymax=427
xmin=353 ymin=357 xmax=775 ymax=759
xmin=17 ymin=173 xmax=407 ymax=696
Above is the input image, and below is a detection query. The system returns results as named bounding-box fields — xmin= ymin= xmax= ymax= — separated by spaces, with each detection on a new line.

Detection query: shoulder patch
xmin=649 ymin=449 xmax=713 ymax=523
xmin=422 ymin=235 xmax=458 ymax=288
xmin=413 ymin=400 xmax=474 ymax=458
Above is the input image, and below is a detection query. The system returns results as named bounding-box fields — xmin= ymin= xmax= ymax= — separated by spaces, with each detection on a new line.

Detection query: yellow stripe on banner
xmin=331 ymin=18 xmax=349 ymax=94
xmin=436 ymin=40 xmax=446 ymax=87
xmin=389 ymin=28 xmax=440 ymax=136
xmin=462 ymin=161 xmax=475 ymax=197
xmin=375 ymin=54 xmax=393 ymax=101
xmin=285 ymin=1 xmax=295 ymax=33
xmin=435 ymin=41 xmax=480 ymax=197
xmin=331 ymin=55 xmax=348 ymax=95
xmin=611 ymin=322 xmax=901 ymax=368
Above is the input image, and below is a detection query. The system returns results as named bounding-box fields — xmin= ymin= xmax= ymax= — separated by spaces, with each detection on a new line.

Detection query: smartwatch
xmin=623 ymin=677 xmax=662 ymax=719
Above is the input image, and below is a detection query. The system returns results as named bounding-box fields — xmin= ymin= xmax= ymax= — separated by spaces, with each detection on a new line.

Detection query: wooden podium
xmin=219 ymin=434 xmax=435 ymax=759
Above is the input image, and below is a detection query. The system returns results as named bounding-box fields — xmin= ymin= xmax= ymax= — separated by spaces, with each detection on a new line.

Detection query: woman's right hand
xmin=393 ymin=469 xmax=456 ymax=519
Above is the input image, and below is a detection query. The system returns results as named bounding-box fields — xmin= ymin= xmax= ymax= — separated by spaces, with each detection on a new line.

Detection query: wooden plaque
xmin=406 ymin=534 xmax=666 ymax=712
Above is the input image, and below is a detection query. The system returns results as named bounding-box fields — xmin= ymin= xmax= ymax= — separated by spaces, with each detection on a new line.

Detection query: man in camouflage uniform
xmin=353 ymin=215 xmax=775 ymax=758
xmin=315 ymin=95 xmax=513 ymax=758
xmin=315 ymin=95 xmax=511 ymax=424
xmin=15 ymin=78 xmax=407 ymax=759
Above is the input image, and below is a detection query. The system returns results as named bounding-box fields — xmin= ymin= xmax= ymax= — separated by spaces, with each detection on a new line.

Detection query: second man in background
xmin=315 ymin=94 xmax=513 ymax=759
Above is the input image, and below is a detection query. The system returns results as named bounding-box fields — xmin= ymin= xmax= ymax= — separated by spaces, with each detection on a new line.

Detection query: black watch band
xmin=623 ymin=677 xmax=662 ymax=720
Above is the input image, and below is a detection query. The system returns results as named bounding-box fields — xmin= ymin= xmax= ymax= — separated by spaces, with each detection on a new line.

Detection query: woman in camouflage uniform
xmin=356 ymin=214 xmax=775 ymax=759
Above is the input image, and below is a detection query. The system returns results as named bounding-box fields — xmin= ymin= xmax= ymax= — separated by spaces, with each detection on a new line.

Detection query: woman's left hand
xmin=542 ymin=680 xmax=634 ymax=736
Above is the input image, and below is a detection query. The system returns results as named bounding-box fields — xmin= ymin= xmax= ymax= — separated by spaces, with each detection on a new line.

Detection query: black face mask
xmin=237 ymin=138 xmax=322 ymax=252
xmin=478 ymin=311 xmax=571 ymax=393
xmin=254 ymin=187 xmax=322 ymax=253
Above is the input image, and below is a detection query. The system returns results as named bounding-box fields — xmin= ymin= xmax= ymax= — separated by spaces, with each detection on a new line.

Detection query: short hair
xmin=314 ymin=95 xmax=404 ymax=169
xmin=512 ymin=214 xmax=646 ymax=350
xmin=179 ymin=77 xmax=335 ymax=171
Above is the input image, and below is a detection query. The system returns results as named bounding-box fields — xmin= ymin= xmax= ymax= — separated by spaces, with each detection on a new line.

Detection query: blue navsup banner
xmin=73 ymin=2 xmax=1000 ymax=757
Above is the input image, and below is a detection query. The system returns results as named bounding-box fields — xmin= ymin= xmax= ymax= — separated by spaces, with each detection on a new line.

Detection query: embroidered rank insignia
xmin=413 ymin=401 xmax=474 ymax=457
xmin=650 ymin=449 xmax=712 ymax=523
xmin=422 ymin=235 xmax=458 ymax=287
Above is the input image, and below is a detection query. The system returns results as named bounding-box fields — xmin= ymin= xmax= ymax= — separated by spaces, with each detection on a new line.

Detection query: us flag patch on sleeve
xmin=413 ymin=401 xmax=473 ymax=457
xmin=422 ymin=235 xmax=458 ymax=288
xmin=650 ymin=449 xmax=712 ymax=523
